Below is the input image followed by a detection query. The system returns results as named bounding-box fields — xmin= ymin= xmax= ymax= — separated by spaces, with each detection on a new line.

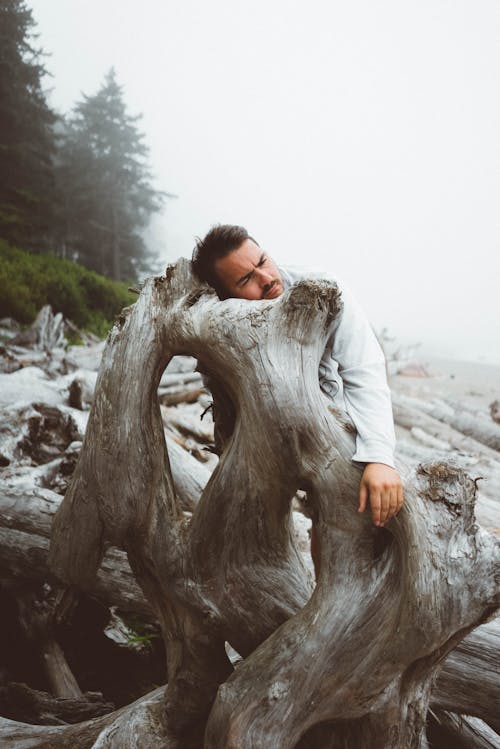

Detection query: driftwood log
xmin=0 ymin=475 xmax=498 ymax=731
xmin=2 ymin=259 xmax=499 ymax=747
xmin=393 ymin=392 xmax=500 ymax=452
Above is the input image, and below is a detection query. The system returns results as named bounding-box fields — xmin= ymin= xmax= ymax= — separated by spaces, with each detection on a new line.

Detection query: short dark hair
xmin=192 ymin=224 xmax=258 ymax=295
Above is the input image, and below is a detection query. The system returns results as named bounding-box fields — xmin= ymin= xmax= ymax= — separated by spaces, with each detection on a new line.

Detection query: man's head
xmin=192 ymin=224 xmax=284 ymax=300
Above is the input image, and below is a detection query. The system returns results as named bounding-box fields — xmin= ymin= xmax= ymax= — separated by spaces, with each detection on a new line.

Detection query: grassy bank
xmin=0 ymin=241 xmax=136 ymax=338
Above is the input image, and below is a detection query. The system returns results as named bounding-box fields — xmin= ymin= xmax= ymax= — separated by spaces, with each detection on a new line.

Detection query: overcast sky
xmin=29 ymin=0 xmax=500 ymax=364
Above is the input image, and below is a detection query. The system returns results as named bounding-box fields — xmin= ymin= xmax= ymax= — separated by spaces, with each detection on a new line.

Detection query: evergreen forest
xmin=0 ymin=0 xmax=167 ymax=297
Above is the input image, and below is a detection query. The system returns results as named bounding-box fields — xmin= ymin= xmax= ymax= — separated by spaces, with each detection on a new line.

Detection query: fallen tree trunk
xmin=392 ymin=393 xmax=500 ymax=463
xmin=2 ymin=261 xmax=498 ymax=747
xmin=430 ymin=616 xmax=500 ymax=732
xmin=393 ymin=392 xmax=500 ymax=452
xmin=0 ymin=687 xmax=166 ymax=748
xmin=159 ymin=386 xmax=205 ymax=406
xmin=0 ymin=484 xmax=151 ymax=616
xmin=1 ymin=477 xmax=498 ymax=731
xmin=43 ymin=262 xmax=499 ymax=748
xmin=165 ymin=434 xmax=211 ymax=510
xmin=0 ymin=682 xmax=114 ymax=726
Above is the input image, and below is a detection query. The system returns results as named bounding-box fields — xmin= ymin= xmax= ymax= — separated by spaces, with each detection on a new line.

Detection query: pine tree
xmin=56 ymin=69 xmax=165 ymax=280
xmin=0 ymin=0 xmax=57 ymax=250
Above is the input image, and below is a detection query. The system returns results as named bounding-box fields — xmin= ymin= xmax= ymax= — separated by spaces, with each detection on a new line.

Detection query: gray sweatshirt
xmin=279 ymin=265 xmax=396 ymax=468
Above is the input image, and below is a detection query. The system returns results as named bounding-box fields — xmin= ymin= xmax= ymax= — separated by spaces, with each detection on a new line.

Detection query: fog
xmin=30 ymin=0 xmax=500 ymax=364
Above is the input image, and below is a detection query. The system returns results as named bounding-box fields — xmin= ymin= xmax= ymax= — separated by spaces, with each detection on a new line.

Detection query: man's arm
xmin=325 ymin=281 xmax=403 ymax=525
xmin=279 ymin=265 xmax=403 ymax=526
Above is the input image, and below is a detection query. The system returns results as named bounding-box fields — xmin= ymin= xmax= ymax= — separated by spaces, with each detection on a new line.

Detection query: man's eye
xmin=240 ymin=277 xmax=249 ymax=286
xmin=258 ymin=257 xmax=266 ymax=267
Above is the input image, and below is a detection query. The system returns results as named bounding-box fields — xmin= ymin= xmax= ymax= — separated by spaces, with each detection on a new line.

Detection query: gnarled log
xmin=42 ymin=260 xmax=499 ymax=748
xmin=0 ymin=477 xmax=497 ymax=730
xmin=0 ymin=687 xmax=165 ymax=748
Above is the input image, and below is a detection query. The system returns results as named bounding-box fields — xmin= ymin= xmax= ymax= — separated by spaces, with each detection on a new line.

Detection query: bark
xmin=3 ymin=259 xmax=496 ymax=748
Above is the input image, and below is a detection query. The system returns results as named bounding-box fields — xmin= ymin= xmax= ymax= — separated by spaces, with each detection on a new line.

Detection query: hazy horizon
xmin=29 ymin=0 xmax=500 ymax=364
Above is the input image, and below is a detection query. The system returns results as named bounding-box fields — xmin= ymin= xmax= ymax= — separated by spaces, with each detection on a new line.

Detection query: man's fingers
xmin=386 ymin=486 xmax=404 ymax=523
xmin=380 ymin=489 xmax=392 ymax=525
xmin=358 ymin=465 xmax=404 ymax=526
xmin=386 ymin=487 xmax=399 ymax=521
xmin=358 ymin=482 xmax=368 ymax=513
xmin=370 ymin=489 xmax=382 ymax=525
xmin=380 ymin=489 xmax=391 ymax=525
xmin=397 ymin=484 xmax=404 ymax=513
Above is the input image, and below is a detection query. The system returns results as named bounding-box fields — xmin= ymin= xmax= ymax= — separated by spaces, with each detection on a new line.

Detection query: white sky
xmin=30 ymin=0 xmax=500 ymax=364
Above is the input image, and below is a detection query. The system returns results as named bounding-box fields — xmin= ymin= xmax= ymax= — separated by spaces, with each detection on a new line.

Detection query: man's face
xmin=213 ymin=239 xmax=284 ymax=300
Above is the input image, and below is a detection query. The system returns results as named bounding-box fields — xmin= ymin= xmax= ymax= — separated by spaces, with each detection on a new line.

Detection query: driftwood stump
xmin=5 ymin=259 xmax=498 ymax=748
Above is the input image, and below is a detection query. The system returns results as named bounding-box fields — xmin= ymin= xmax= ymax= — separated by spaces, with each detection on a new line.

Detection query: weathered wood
xmin=68 ymin=373 xmax=96 ymax=411
xmin=15 ymin=586 xmax=83 ymax=699
xmin=395 ymin=440 xmax=500 ymax=529
xmin=10 ymin=305 xmax=65 ymax=352
xmin=0 ymin=514 xmax=498 ymax=742
xmin=45 ymin=261 xmax=499 ymax=748
xmin=161 ymin=404 xmax=214 ymax=444
xmin=393 ymin=393 xmax=500 ymax=463
xmin=0 ymin=682 xmax=114 ymax=726
xmin=393 ymin=392 xmax=500 ymax=452
xmin=159 ymin=370 xmax=203 ymax=388
xmin=159 ymin=386 xmax=205 ymax=406
xmin=0 ymin=687 xmax=166 ymax=748
xmin=1 ymin=476 xmax=498 ymax=732
xmin=165 ymin=435 xmax=211 ymax=511
xmin=428 ymin=710 xmax=500 ymax=749
xmin=431 ymin=616 xmax=500 ymax=732
xmin=0 ymin=483 xmax=152 ymax=616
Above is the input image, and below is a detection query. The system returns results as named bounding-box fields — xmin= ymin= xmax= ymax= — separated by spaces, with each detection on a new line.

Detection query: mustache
xmin=261 ymin=279 xmax=279 ymax=299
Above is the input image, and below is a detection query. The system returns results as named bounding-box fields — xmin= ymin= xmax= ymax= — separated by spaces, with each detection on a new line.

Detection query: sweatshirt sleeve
xmin=279 ymin=265 xmax=396 ymax=467
xmin=324 ymin=281 xmax=396 ymax=468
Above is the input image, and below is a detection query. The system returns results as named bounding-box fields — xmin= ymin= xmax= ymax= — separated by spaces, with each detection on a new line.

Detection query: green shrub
xmin=0 ymin=240 xmax=136 ymax=337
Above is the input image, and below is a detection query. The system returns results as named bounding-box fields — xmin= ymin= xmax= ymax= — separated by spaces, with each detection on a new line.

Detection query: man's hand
xmin=358 ymin=463 xmax=404 ymax=526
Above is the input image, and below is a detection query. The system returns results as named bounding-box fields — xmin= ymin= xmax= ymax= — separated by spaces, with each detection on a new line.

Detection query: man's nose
xmin=255 ymin=267 xmax=273 ymax=284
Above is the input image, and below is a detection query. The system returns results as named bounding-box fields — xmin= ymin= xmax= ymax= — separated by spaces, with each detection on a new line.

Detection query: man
xmin=192 ymin=224 xmax=403 ymax=528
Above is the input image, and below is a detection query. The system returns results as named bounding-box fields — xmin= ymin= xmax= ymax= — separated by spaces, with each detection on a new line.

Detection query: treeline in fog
xmin=0 ymin=0 xmax=167 ymax=281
